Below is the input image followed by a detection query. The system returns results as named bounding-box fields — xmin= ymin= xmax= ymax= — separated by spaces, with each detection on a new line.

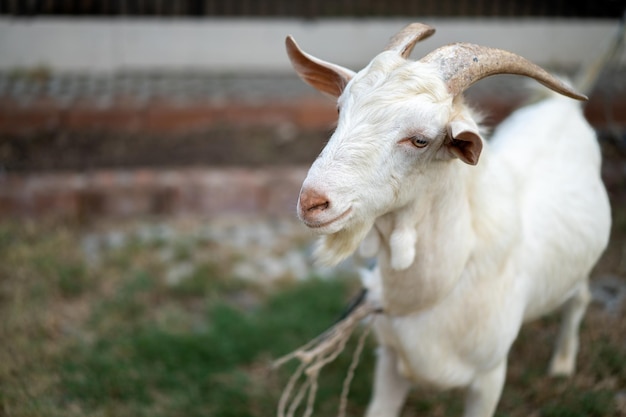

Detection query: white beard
xmin=314 ymin=220 xmax=373 ymax=266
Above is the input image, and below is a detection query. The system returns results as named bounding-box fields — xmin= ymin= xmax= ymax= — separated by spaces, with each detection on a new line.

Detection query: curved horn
xmin=385 ymin=23 xmax=436 ymax=59
xmin=421 ymin=43 xmax=587 ymax=101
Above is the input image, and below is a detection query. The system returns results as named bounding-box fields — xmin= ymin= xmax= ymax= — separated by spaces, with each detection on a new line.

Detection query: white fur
xmin=359 ymin=228 xmax=381 ymax=258
xmin=292 ymin=42 xmax=611 ymax=417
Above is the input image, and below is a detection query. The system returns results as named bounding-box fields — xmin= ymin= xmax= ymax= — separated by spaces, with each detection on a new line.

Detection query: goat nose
xmin=299 ymin=188 xmax=330 ymax=215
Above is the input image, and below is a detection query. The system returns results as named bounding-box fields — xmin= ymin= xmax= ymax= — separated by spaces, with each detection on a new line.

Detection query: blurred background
xmin=1 ymin=2 xmax=625 ymax=417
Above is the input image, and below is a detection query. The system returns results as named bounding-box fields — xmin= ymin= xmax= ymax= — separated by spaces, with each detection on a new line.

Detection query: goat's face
xmin=291 ymin=49 xmax=483 ymax=264
xmin=286 ymin=24 xmax=584 ymax=264
xmin=298 ymin=54 xmax=463 ymax=232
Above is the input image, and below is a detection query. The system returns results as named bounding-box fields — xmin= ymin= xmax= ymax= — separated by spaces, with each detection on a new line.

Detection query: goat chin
xmin=314 ymin=220 xmax=373 ymax=266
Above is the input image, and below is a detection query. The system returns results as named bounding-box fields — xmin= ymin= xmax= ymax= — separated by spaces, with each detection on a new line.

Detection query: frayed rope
xmin=273 ymin=301 xmax=380 ymax=417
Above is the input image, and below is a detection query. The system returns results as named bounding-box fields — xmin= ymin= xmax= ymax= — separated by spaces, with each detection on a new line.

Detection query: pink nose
xmin=299 ymin=188 xmax=330 ymax=220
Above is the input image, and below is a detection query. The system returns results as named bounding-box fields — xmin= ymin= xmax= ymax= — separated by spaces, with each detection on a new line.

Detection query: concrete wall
xmin=0 ymin=18 xmax=621 ymax=73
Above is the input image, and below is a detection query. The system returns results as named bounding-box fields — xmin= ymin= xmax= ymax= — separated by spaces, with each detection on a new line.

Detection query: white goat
xmin=286 ymin=23 xmax=611 ymax=417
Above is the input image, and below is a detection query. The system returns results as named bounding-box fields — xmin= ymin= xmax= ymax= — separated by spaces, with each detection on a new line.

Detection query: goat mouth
xmin=304 ymin=207 xmax=352 ymax=230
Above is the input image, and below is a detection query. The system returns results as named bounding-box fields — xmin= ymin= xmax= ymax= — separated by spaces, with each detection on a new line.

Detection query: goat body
xmin=286 ymin=24 xmax=611 ymax=417
xmin=368 ymin=95 xmax=609 ymax=392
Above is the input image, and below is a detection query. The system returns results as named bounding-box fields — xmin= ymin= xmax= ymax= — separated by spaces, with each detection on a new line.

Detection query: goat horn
xmin=421 ymin=43 xmax=587 ymax=101
xmin=385 ymin=23 xmax=436 ymax=59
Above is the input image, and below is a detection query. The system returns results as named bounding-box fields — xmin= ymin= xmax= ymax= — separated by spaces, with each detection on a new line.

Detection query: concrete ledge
xmin=0 ymin=18 xmax=621 ymax=73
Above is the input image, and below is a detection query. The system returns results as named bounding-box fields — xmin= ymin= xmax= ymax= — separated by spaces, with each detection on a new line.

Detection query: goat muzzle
xmin=299 ymin=187 xmax=331 ymax=221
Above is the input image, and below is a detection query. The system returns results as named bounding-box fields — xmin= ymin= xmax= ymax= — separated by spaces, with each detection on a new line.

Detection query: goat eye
xmin=410 ymin=136 xmax=429 ymax=148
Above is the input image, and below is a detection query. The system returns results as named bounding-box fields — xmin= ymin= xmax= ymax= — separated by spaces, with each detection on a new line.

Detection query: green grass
xmin=1 ymin=220 xmax=625 ymax=417
xmin=59 ymin=278 xmax=365 ymax=417
xmin=541 ymin=389 xmax=615 ymax=417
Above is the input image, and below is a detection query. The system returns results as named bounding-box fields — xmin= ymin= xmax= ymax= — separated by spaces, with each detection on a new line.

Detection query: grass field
xmin=1 ymin=219 xmax=625 ymax=417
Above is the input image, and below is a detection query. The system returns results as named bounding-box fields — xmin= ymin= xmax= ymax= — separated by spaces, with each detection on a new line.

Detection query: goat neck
xmin=372 ymin=158 xmax=481 ymax=315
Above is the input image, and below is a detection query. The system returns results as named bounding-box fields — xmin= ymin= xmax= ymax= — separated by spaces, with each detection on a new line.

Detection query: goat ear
xmin=447 ymin=118 xmax=483 ymax=166
xmin=286 ymin=36 xmax=355 ymax=98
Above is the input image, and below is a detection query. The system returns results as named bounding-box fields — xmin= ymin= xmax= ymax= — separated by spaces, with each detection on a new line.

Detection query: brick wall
xmin=1 ymin=72 xmax=624 ymax=222
xmin=0 ymin=167 xmax=307 ymax=222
